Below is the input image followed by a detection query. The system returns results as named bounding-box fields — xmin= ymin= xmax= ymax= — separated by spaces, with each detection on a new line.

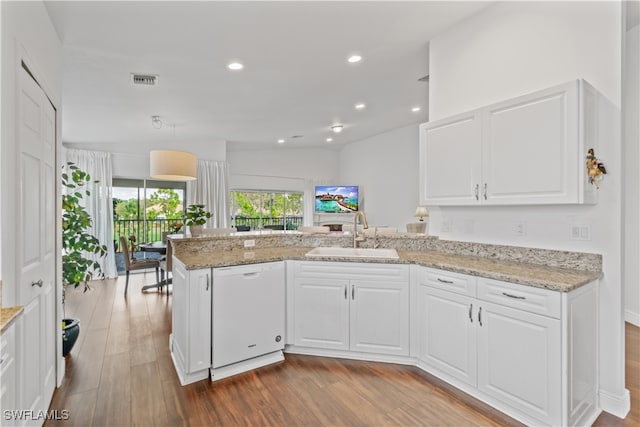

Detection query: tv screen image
xmin=315 ymin=186 xmax=359 ymax=213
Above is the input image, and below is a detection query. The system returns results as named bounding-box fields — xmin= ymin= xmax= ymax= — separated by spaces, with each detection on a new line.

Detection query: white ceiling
xmin=45 ymin=1 xmax=492 ymax=151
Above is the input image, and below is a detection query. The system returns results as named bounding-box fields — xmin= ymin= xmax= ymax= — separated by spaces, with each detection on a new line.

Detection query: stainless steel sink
xmin=305 ymin=247 xmax=399 ymax=259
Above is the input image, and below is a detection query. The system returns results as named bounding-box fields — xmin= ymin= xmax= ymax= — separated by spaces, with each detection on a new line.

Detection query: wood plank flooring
xmin=46 ymin=273 xmax=639 ymax=426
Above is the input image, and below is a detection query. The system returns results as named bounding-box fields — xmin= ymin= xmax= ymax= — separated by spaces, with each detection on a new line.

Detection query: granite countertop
xmin=175 ymin=247 xmax=601 ymax=292
xmin=1 ymin=306 xmax=24 ymax=334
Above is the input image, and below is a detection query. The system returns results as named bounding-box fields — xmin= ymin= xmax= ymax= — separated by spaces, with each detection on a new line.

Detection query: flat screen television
xmin=315 ymin=186 xmax=359 ymax=213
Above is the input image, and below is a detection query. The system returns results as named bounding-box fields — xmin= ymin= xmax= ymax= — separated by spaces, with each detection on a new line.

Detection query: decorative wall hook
xmin=586 ymin=148 xmax=607 ymax=189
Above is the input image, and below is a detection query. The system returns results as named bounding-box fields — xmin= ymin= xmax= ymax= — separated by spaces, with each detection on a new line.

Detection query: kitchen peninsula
xmin=169 ymin=231 xmax=602 ymax=427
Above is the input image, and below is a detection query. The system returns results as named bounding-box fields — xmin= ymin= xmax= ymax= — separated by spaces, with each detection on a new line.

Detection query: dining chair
xmin=119 ymin=236 xmax=160 ymax=294
xmin=159 ymin=240 xmax=173 ymax=294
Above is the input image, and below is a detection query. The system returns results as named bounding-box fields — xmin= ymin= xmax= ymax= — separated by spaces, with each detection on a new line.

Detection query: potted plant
xmin=61 ymin=162 xmax=108 ymax=356
xmin=184 ymin=204 xmax=212 ymax=236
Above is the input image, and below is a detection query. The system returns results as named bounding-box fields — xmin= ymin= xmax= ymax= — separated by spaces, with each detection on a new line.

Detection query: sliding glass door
xmin=112 ymin=178 xmax=186 ymax=247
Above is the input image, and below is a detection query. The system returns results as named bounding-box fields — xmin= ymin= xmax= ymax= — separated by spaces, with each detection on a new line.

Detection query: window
xmin=112 ymin=178 xmax=186 ymax=245
xmin=230 ymin=191 xmax=303 ymax=230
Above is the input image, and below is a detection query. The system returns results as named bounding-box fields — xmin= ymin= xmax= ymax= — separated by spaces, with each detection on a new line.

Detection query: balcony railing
xmin=113 ymin=219 xmax=177 ymax=250
xmin=114 ymin=216 xmax=303 ymax=251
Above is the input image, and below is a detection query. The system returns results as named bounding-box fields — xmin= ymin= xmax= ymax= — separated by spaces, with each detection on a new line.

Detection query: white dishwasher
xmin=211 ymin=261 xmax=285 ymax=372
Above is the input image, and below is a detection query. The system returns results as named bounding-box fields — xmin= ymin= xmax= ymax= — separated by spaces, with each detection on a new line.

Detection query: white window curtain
xmin=186 ymin=160 xmax=230 ymax=228
xmin=65 ymin=149 xmax=118 ymax=279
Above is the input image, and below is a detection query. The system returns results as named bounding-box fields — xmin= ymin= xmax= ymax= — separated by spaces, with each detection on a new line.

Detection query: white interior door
xmin=18 ymin=65 xmax=56 ymax=420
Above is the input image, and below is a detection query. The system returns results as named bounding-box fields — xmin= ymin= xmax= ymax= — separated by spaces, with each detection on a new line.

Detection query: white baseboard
xmin=624 ymin=309 xmax=640 ymax=327
xmin=599 ymin=388 xmax=631 ymax=419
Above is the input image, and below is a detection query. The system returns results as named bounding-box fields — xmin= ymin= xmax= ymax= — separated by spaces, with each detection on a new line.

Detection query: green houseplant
xmin=61 ymin=162 xmax=108 ymax=355
xmin=184 ymin=204 xmax=212 ymax=236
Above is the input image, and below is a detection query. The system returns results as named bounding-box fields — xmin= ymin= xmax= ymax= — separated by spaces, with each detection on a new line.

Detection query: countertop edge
xmin=1 ymin=306 xmax=24 ymax=334
xmin=175 ymin=248 xmax=602 ymax=293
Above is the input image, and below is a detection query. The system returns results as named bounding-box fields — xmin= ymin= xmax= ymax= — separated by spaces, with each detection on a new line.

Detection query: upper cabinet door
xmin=420 ymin=111 xmax=483 ymax=205
xmin=482 ymin=81 xmax=579 ymax=204
xmin=419 ymin=79 xmax=598 ymax=206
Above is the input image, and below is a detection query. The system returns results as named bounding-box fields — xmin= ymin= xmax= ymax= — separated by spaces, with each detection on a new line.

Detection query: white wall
xmin=428 ymin=0 xmax=627 ymax=417
xmin=227 ymin=147 xmax=339 ymax=193
xmin=624 ymin=23 xmax=640 ymax=326
xmin=64 ymin=140 xmax=226 ymax=179
xmin=337 ymin=125 xmax=420 ymax=231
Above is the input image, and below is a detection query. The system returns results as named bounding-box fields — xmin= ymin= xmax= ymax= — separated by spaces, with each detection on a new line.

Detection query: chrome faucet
xmin=353 ymin=211 xmax=368 ymax=248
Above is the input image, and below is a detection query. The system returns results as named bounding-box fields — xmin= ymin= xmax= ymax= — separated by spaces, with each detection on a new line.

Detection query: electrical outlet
xmin=570 ymin=224 xmax=591 ymax=241
xmin=515 ymin=222 xmax=526 ymax=236
xmin=441 ymin=218 xmax=452 ymax=233
xmin=244 ymin=239 xmax=255 ymax=248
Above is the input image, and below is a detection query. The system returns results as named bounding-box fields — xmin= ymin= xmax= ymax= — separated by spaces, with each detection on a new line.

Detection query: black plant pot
xmin=62 ymin=318 xmax=80 ymax=357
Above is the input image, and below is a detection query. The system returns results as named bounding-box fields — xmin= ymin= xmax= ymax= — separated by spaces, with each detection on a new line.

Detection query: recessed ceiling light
xmin=331 ymin=124 xmax=344 ymax=133
xmin=347 ymin=55 xmax=362 ymax=63
xmin=326 ymin=137 xmax=333 ymax=143
xmin=411 ymin=106 xmax=421 ymax=113
xmin=277 ymin=139 xmax=285 ymax=144
xmin=355 ymin=103 xmax=366 ymax=110
xmin=228 ymin=62 xmax=244 ymax=71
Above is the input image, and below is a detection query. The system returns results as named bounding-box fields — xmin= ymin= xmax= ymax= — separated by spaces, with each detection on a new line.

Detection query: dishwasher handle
xmin=242 ymin=272 xmax=260 ymax=278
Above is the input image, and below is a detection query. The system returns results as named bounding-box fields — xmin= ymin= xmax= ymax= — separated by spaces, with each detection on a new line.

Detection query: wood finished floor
xmin=46 ymin=273 xmax=639 ymax=427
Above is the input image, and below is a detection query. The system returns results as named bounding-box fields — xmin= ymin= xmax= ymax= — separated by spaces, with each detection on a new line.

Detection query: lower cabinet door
xmin=477 ymin=301 xmax=561 ymax=425
xmin=187 ymin=268 xmax=212 ymax=373
xmin=350 ymin=280 xmax=409 ymax=356
xmin=417 ymin=285 xmax=477 ymax=386
xmin=293 ymin=277 xmax=350 ymax=350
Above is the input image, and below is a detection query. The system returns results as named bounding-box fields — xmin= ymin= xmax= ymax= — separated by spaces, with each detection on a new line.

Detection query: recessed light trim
xmin=411 ymin=106 xmax=422 ymax=113
xmin=277 ymin=139 xmax=285 ymax=144
xmin=355 ymin=103 xmax=366 ymax=110
xmin=326 ymin=137 xmax=333 ymax=143
xmin=228 ymin=62 xmax=244 ymax=71
xmin=331 ymin=124 xmax=344 ymax=133
xmin=347 ymin=55 xmax=362 ymax=63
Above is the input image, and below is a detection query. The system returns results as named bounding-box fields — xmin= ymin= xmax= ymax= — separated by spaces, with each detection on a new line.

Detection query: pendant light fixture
xmin=150 ymin=150 xmax=197 ymax=181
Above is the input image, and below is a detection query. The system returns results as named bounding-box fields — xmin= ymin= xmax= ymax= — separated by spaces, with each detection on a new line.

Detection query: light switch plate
xmin=244 ymin=239 xmax=256 ymax=248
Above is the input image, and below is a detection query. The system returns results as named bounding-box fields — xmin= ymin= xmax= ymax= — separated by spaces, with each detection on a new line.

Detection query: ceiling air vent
xmin=418 ymin=75 xmax=430 ymax=83
xmin=131 ymin=73 xmax=159 ymax=86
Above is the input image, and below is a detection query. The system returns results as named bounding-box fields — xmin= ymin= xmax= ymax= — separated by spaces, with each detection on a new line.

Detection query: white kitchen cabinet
xmin=293 ymin=277 xmax=350 ymax=351
xmin=350 ymin=279 xmax=409 ymax=356
xmin=477 ymin=300 xmax=561 ymax=424
xmin=413 ymin=266 xmax=598 ymax=426
xmin=419 ymin=111 xmax=482 ymax=204
xmin=420 ymin=79 xmax=598 ymax=206
xmin=291 ymin=261 xmax=410 ymax=357
xmin=0 ymin=319 xmax=18 ymax=419
xmin=417 ymin=285 xmax=477 ymax=386
xmin=170 ymin=258 xmax=211 ymax=385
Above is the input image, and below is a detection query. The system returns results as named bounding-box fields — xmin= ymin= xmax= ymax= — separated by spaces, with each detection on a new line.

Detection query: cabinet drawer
xmin=417 ymin=267 xmax=476 ymax=297
xmin=477 ymin=278 xmax=561 ymax=319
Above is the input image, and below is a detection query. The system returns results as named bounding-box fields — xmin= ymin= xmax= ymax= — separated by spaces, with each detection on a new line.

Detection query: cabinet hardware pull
xmin=478 ymin=306 xmax=483 ymax=326
xmin=483 ymin=183 xmax=488 ymax=200
xmin=437 ymin=278 xmax=454 ymax=284
xmin=475 ymin=184 xmax=479 ymax=200
xmin=469 ymin=304 xmax=473 ymax=323
xmin=31 ymin=279 xmax=43 ymax=288
xmin=352 ymin=284 xmax=355 ymax=300
xmin=502 ymin=292 xmax=526 ymax=300
xmin=344 ymin=285 xmax=347 ymax=300
xmin=206 ymin=274 xmax=210 ymax=291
